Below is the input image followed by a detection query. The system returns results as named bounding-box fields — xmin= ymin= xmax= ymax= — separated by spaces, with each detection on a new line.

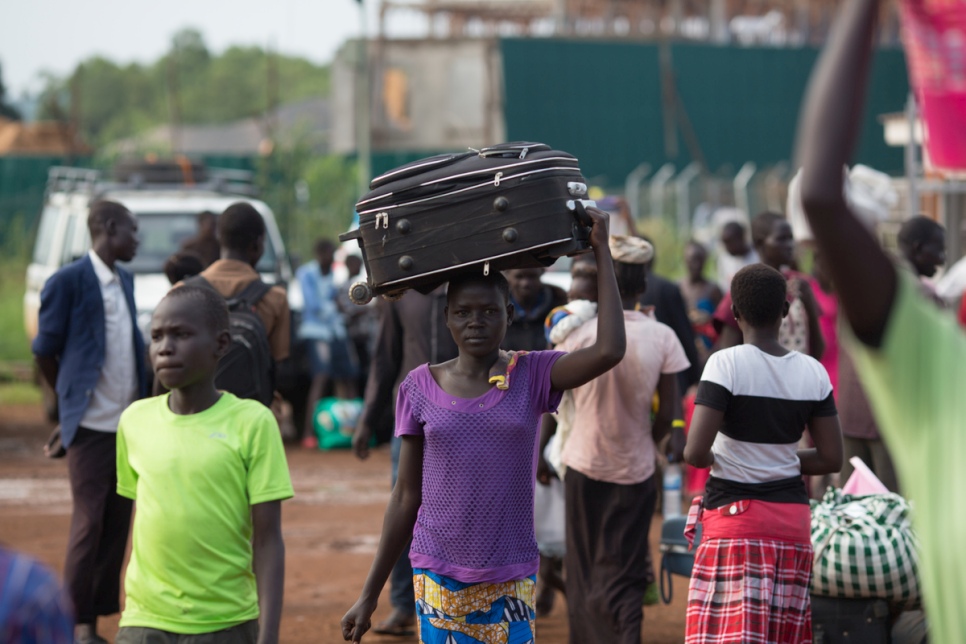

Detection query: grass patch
xmin=0 ymin=381 xmax=41 ymax=406
xmin=0 ymin=250 xmax=31 ymax=362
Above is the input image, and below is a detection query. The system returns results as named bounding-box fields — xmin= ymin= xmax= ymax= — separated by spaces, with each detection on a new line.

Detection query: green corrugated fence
xmin=501 ymin=39 xmax=909 ymax=186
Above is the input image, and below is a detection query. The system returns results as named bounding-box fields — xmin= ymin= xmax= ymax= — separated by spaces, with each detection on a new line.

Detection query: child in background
xmin=684 ymin=264 xmax=842 ymax=643
xmin=680 ymin=240 xmax=723 ymax=370
xmin=115 ymin=285 xmax=293 ymax=644
xmin=341 ymin=207 xmax=625 ymax=643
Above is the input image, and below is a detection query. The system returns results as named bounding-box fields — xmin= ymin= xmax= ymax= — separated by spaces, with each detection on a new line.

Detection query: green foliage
xmin=256 ymin=147 xmax=359 ymax=263
xmin=37 ymin=29 xmax=330 ymax=149
xmin=0 ymin=241 xmax=31 ymax=362
xmin=637 ymin=217 xmax=688 ymax=281
xmin=301 ymin=153 xmax=360 ymax=247
xmin=0 ymin=61 xmax=22 ymax=120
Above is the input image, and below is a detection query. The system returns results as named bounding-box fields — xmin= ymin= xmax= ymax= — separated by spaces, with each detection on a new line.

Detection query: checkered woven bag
xmin=810 ymin=488 xmax=922 ymax=609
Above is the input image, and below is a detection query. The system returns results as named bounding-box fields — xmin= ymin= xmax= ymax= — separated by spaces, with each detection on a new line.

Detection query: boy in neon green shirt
xmin=116 ymin=285 xmax=293 ymax=643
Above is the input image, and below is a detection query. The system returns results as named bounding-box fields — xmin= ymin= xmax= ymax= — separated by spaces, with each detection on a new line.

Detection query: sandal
xmin=371 ymin=609 xmax=416 ymax=637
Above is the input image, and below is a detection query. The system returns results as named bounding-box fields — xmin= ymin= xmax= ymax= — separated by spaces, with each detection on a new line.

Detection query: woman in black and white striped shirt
xmin=683 ymin=263 xmax=843 ymax=644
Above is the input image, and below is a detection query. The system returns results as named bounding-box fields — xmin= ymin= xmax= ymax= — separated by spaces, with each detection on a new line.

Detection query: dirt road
xmin=0 ymin=402 xmax=688 ymax=643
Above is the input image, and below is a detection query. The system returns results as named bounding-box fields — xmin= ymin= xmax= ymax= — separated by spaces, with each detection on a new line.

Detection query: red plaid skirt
xmin=685 ymin=501 xmax=813 ymax=643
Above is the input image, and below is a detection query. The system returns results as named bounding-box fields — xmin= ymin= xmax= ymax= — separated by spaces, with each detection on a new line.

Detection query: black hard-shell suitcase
xmin=339 ymin=142 xmax=594 ymax=304
xmin=810 ymin=596 xmax=890 ymax=643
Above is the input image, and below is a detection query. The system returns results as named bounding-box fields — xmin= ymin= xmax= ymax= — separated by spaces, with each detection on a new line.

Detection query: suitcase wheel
xmin=348 ymin=281 xmax=373 ymax=306
xmin=382 ymin=290 xmax=405 ymax=302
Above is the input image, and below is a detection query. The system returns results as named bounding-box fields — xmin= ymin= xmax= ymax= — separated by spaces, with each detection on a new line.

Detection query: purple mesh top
xmin=395 ymin=351 xmax=564 ymax=584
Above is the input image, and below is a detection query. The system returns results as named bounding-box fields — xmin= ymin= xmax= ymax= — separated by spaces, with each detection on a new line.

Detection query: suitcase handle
xmin=338 ymin=228 xmax=363 ymax=242
xmin=568 ymin=199 xmax=595 ymax=227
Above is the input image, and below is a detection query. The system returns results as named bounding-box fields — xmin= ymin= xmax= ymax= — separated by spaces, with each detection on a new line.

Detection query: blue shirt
xmin=296 ymin=260 xmax=346 ymax=342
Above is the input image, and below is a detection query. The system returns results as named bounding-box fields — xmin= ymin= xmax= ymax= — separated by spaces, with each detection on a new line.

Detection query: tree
xmin=0 ymin=62 xmax=22 ymax=121
xmin=32 ymin=29 xmax=329 ymax=148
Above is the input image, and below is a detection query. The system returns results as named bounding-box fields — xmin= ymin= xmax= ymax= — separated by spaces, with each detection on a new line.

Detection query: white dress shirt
xmin=79 ymin=250 xmax=137 ymax=432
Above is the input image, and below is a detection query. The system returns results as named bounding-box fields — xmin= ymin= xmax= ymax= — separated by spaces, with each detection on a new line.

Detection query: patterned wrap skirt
xmin=684 ymin=499 xmax=813 ymax=644
xmin=413 ymin=569 xmax=536 ymax=644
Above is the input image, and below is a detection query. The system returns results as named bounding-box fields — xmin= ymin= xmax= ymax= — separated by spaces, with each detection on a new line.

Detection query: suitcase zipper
xmin=369 ymin=143 xmax=553 ymax=191
xmin=357 ymin=158 xmax=579 ymax=209
xmin=358 ymin=166 xmax=584 ymax=214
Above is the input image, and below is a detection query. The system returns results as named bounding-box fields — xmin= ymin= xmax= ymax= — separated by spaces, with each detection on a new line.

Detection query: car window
xmin=119 ymin=212 xmax=277 ymax=274
xmin=32 ymin=206 xmax=63 ymax=266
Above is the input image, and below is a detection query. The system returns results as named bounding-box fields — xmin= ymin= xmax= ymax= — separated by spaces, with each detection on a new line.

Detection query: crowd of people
xmin=16 ymin=0 xmax=966 ymax=643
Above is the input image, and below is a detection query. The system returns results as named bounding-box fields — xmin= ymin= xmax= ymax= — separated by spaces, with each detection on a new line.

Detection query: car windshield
xmin=119 ymin=212 xmax=277 ymax=274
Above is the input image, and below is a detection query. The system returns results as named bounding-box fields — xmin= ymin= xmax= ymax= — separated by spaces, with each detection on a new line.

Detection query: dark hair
xmin=197 ymin=210 xmax=216 ymax=224
xmin=750 ymin=211 xmax=786 ymax=247
xmin=163 ymin=252 xmax=205 ymax=285
xmin=686 ymin=239 xmax=708 ymax=257
xmin=314 ymin=238 xmax=335 ymax=255
xmin=730 ymin=263 xmax=787 ymax=327
xmin=87 ymin=200 xmax=131 ymax=237
xmin=721 ymin=221 xmax=746 ymax=238
xmin=613 ymin=261 xmax=648 ymax=298
xmin=446 ymin=271 xmax=510 ymax=307
xmin=161 ymin=284 xmax=230 ymax=336
xmin=218 ymin=202 xmax=265 ymax=251
xmin=898 ymin=215 xmax=944 ymax=252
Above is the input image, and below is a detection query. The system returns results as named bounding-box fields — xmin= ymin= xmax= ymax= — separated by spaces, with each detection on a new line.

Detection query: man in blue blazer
xmin=33 ymin=200 xmax=147 ymax=644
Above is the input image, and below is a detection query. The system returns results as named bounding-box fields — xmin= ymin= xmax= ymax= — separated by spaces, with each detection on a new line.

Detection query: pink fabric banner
xmin=900 ymin=0 xmax=966 ymax=170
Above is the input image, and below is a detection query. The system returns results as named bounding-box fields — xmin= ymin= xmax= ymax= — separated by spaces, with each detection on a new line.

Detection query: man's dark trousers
xmin=64 ymin=426 xmax=133 ymax=623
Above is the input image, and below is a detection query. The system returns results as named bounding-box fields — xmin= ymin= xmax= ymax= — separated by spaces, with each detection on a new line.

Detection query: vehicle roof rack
xmin=46 ymin=162 xmax=259 ymax=199
xmin=46 ymin=167 xmax=102 ymax=198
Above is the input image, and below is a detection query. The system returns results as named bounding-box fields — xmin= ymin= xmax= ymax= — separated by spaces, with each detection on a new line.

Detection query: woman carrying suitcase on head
xmin=683 ymin=264 xmax=843 ymax=643
xmin=340 ymin=207 xmax=626 ymax=643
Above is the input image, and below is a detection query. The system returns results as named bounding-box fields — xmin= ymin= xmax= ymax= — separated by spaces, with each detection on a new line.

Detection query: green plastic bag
xmin=313 ymin=398 xmax=364 ymax=450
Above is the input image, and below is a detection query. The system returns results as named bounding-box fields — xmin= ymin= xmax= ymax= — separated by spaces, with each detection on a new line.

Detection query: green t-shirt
xmin=116 ymin=392 xmax=294 ymax=634
xmin=849 ymin=272 xmax=966 ymax=644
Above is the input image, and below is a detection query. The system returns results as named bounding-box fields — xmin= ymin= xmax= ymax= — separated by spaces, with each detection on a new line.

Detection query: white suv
xmin=24 ymin=165 xmax=303 ymax=418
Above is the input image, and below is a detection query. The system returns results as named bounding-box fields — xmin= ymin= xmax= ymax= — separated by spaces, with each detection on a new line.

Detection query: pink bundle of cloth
xmin=841 ymin=456 xmax=891 ymax=496
xmin=900 ymin=0 xmax=966 ymax=170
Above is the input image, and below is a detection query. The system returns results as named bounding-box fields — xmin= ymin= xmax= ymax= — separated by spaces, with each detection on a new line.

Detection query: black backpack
xmin=186 ymin=276 xmax=275 ymax=406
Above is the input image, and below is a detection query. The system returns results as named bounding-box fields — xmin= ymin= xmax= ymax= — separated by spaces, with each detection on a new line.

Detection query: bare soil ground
xmin=0 ymin=403 xmax=688 ymax=643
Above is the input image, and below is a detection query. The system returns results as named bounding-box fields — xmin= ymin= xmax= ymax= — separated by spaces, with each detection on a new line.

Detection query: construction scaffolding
xmin=378 ymin=0 xmax=902 ymax=45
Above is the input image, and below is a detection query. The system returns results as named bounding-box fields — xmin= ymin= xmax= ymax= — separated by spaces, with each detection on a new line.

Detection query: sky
xmin=1 ymin=0 xmax=423 ymax=97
